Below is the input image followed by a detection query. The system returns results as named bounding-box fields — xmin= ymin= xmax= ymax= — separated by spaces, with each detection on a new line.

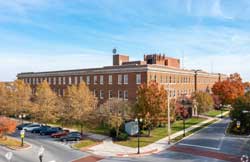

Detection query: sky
xmin=0 ymin=0 xmax=250 ymax=81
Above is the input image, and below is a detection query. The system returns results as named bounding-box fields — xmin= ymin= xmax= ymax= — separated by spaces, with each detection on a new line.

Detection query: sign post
xmin=5 ymin=152 xmax=13 ymax=162
xmin=20 ymin=130 xmax=25 ymax=147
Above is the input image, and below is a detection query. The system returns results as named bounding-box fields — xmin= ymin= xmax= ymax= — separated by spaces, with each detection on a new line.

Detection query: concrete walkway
xmin=87 ymin=111 xmax=229 ymax=157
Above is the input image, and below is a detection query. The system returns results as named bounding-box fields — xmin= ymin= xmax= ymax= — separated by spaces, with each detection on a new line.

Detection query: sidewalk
xmin=86 ymin=112 xmax=229 ymax=157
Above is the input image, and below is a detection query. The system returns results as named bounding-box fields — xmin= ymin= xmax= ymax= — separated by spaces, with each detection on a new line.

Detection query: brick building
xmin=17 ymin=52 xmax=227 ymax=104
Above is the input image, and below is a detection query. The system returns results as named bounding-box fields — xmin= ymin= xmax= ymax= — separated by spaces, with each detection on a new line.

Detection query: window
xmin=160 ymin=76 xmax=163 ymax=83
xmin=93 ymin=89 xmax=97 ymax=97
xmin=118 ymin=90 xmax=123 ymax=99
xmin=74 ymin=76 xmax=78 ymax=85
xmin=62 ymin=89 xmax=65 ymax=96
xmin=109 ymin=90 xmax=113 ymax=99
xmin=68 ymin=77 xmax=72 ymax=85
xmin=86 ymin=76 xmax=90 ymax=85
xmin=94 ymin=76 xmax=97 ymax=84
xmin=136 ymin=74 xmax=141 ymax=84
xmin=100 ymin=90 xmax=104 ymax=99
xmin=48 ymin=77 xmax=51 ymax=84
xmin=53 ymin=77 xmax=56 ymax=85
xmin=118 ymin=74 xmax=122 ymax=85
xmin=100 ymin=75 xmax=104 ymax=85
xmin=36 ymin=78 xmax=39 ymax=84
xmin=124 ymin=91 xmax=128 ymax=100
xmin=63 ymin=77 xmax=66 ymax=85
xmin=108 ymin=75 xmax=112 ymax=84
xmin=124 ymin=74 xmax=128 ymax=84
xmin=154 ymin=74 xmax=157 ymax=81
xmin=80 ymin=76 xmax=83 ymax=83
xmin=58 ymin=77 xmax=61 ymax=85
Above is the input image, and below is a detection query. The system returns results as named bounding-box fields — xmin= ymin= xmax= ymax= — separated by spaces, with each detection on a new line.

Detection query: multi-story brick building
xmin=17 ymin=52 xmax=227 ymax=104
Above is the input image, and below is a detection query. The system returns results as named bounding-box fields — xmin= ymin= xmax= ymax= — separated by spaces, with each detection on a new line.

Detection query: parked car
xmin=51 ymin=130 xmax=70 ymax=138
xmin=16 ymin=123 xmax=32 ymax=130
xmin=31 ymin=125 xmax=51 ymax=133
xmin=60 ymin=132 xmax=83 ymax=142
xmin=23 ymin=124 xmax=41 ymax=132
xmin=40 ymin=127 xmax=62 ymax=136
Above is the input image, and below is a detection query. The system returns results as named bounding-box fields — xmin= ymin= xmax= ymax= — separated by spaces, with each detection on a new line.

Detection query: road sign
xmin=237 ymin=121 xmax=241 ymax=128
xmin=20 ymin=130 xmax=25 ymax=138
xmin=5 ymin=152 xmax=13 ymax=161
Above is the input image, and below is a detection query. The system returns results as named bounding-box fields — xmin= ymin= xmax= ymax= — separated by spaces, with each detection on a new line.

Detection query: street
xmin=0 ymin=118 xmax=249 ymax=162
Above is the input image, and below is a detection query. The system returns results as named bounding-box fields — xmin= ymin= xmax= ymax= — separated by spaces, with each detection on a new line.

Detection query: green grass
xmin=116 ymin=117 xmax=206 ymax=148
xmin=0 ymin=137 xmax=28 ymax=149
xmin=203 ymin=109 xmax=228 ymax=117
xmin=171 ymin=119 xmax=218 ymax=143
xmin=72 ymin=139 xmax=99 ymax=149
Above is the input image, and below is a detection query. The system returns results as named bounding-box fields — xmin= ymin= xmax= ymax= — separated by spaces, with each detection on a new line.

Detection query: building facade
xmin=17 ymin=53 xmax=227 ymax=104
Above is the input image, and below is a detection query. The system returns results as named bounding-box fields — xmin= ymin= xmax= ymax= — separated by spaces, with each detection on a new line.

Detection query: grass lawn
xmin=116 ymin=117 xmax=206 ymax=148
xmin=0 ymin=137 xmax=28 ymax=149
xmin=72 ymin=139 xmax=99 ymax=150
xmin=203 ymin=109 xmax=228 ymax=117
xmin=171 ymin=119 xmax=218 ymax=143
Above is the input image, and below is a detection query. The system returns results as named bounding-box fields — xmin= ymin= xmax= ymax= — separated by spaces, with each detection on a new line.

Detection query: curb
xmin=116 ymin=149 xmax=158 ymax=157
xmin=0 ymin=137 xmax=32 ymax=151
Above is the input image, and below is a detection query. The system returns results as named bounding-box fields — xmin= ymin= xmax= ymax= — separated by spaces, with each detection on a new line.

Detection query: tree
xmin=212 ymin=73 xmax=244 ymax=104
xmin=99 ymin=98 xmax=132 ymax=138
xmin=192 ymin=91 xmax=214 ymax=114
xmin=63 ymin=82 xmax=97 ymax=134
xmin=134 ymin=81 xmax=167 ymax=136
xmin=7 ymin=80 xmax=32 ymax=116
xmin=0 ymin=82 xmax=8 ymax=115
xmin=0 ymin=117 xmax=17 ymax=139
xmin=230 ymin=94 xmax=250 ymax=134
xmin=33 ymin=81 xmax=59 ymax=124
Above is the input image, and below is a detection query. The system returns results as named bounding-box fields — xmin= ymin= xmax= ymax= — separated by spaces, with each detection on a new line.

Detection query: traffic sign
xmin=237 ymin=121 xmax=241 ymax=128
xmin=5 ymin=152 xmax=13 ymax=161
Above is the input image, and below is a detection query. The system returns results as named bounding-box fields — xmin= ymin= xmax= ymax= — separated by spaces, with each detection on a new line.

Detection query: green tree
xmin=33 ymin=81 xmax=59 ymax=124
xmin=192 ymin=91 xmax=214 ymax=114
xmin=134 ymin=81 xmax=167 ymax=136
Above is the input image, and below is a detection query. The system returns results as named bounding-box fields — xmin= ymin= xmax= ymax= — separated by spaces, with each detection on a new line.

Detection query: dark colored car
xmin=16 ymin=123 xmax=32 ymax=130
xmin=40 ymin=127 xmax=62 ymax=136
xmin=51 ymin=130 xmax=70 ymax=138
xmin=60 ymin=132 xmax=83 ymax=142
xmin=31 ymin=125 xmax=51 ymax=133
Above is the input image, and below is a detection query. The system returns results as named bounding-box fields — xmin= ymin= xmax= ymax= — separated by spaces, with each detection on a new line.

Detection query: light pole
xmin=220 ymin=104 xmax=223 ymax=118
xmin=18 ymin=114 xmax=26 ymax=125
xmin=165 ymin=83 xmax=173 ymax=145
xmin=181 ymin=93 xmax=187 ymax=137
xmin=135 ymin=118 xmax=142 ymax=154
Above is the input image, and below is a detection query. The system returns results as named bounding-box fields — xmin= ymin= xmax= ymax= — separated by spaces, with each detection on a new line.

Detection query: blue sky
xmin=0 ymin=0 xmax=250 ymax=81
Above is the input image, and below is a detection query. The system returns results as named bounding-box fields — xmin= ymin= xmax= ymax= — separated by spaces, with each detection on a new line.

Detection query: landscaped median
xmin=72 ymin=139 xmax=100 ymax=151
xmin=0 ymin=136 xmax=30 ymax=150
xmin=202 ymin=109 xmax=229 ymax=118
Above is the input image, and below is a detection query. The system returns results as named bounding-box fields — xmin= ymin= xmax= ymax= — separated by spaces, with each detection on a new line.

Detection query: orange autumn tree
xmin=212 ymin=73 xmax=244 ymax=105
xmin=0 ymin=117 xmax=17 ymax=139
xmin=134 ymin=81 xmax=167 ymax=136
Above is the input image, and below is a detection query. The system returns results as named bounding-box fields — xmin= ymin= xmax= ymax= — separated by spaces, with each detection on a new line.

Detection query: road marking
xmin=178 ymin=143 xmax=220 ymax=151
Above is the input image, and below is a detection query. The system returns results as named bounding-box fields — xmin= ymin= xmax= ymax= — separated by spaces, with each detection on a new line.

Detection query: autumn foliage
xmin=0 ymin=117 xmax=17 ymax=138
xmin=212 ymin=73 xmax=244 ymax=104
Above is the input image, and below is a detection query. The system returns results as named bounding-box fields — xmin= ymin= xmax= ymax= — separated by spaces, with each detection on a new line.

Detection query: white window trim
xmin=124 ymin=74 xmax=128 ymax=84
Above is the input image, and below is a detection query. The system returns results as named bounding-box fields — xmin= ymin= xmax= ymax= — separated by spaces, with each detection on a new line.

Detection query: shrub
xmin=116 ymin=133 xmax=128 ymax=141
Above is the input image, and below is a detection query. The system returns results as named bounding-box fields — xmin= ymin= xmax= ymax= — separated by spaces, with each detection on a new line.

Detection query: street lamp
xmin=135 ymin=118 xmax=143 ymax=154
xmin=18 ymin=114 xmax=26 ymax=124
xmin=220 ymin=104 xmax=223 ymax=118
xmin=181 ymin=93 xmax=187 ymax=137
xmin=165 ymin=83 xmax=174 ymax=145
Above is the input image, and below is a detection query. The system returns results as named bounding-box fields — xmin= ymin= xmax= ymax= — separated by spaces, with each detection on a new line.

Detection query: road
xmin=101 ymin=118 xmax=250 ymax=162
xmin=0 ymin=118 xmax=249 ymax=162
xmin=0 ymin=131 xmax=88 ymax=162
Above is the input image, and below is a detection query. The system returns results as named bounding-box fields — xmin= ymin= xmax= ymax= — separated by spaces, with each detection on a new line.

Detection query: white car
xmin=22 ymin=124 xmax=41 ymax=132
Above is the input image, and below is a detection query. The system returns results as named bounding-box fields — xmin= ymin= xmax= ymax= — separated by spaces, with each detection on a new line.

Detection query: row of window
xmin=94 ymin=90 xmax=128 ymax=100
xmin=23 ymin=74 xmax=142 ymax=85
xmin=169 ymin=89 xmax=195 ymax=97
xmin=150 ymin=74 xmax=217 ymax=84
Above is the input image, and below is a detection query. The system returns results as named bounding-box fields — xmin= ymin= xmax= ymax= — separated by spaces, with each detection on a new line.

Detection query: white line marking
xmin=178 ymin=143 xmax=220 ymax=151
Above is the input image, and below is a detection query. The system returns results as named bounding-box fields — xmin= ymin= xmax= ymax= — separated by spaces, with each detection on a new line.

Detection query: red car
xmin=51 ymin=130 xmax=70 ymax=138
